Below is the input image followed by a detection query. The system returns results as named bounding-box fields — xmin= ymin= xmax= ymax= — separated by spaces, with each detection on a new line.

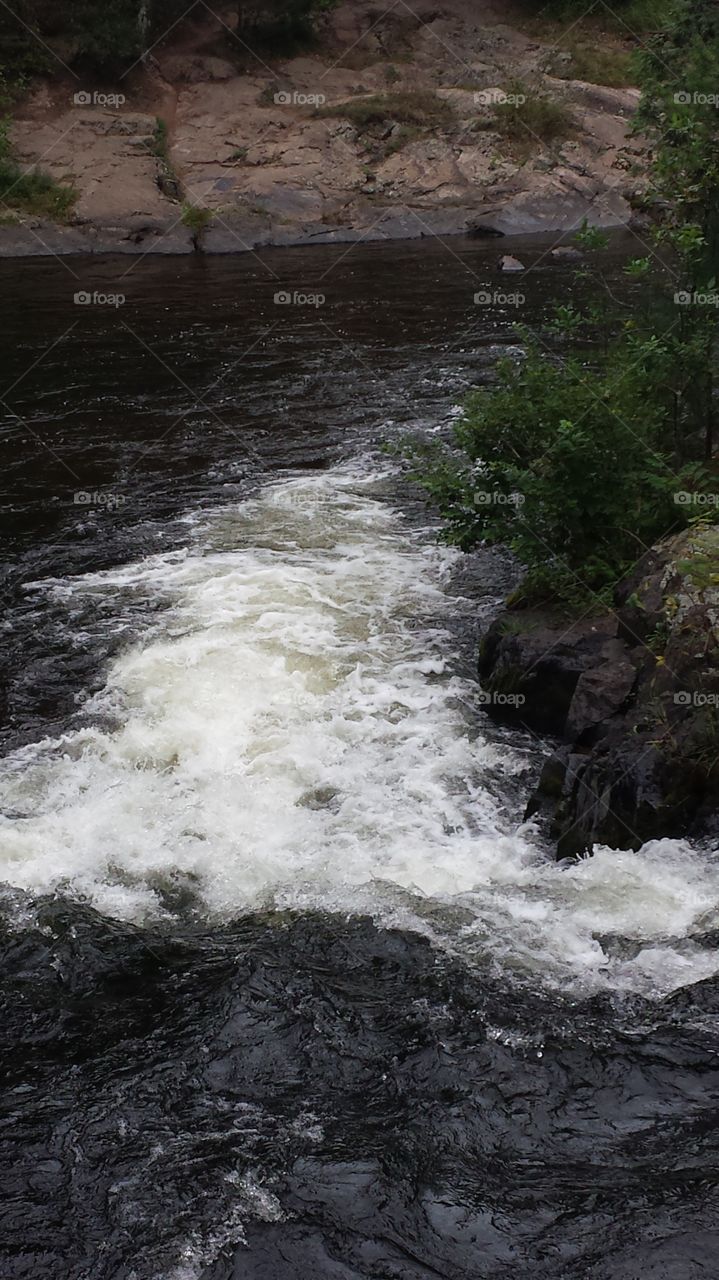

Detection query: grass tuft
xmin=551 ymin=42 xmax=636 ymax=88
xmin=489 ymin=84 xmax=574 ymax=149
xmin=0 ymin=158 xmax=77 ymax=219
xmin=317 ymin=90 xmax=455 ymax=130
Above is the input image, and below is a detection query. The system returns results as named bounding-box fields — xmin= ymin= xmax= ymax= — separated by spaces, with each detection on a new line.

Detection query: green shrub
xmin=0 ymin=165 xmax=77 ymax=219
xmin=402 ymin=313 xmax=713 ymax=606
xmin=181 ymin=203 xmax=213 ymax=234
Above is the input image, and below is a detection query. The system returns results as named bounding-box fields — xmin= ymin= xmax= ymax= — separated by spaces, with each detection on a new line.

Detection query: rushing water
xmin=2 ymin=238 xmax=719 ymax=1279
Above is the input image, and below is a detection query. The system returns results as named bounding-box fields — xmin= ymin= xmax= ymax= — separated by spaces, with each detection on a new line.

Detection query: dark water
xmin=2 ymin=236 xmax=718 ymax=1279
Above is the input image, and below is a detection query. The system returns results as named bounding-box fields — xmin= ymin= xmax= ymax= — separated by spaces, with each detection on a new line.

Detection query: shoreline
xmin=0 ymin=202 xmax=634 ymax=260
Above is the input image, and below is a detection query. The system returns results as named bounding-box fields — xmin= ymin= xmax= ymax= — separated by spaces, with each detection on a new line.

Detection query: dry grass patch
xmin=316 ymin=90 xmax=456 ymax=131
xmin=488 ymin=85 xmax=574 ymax=152
xmin=550 ymin=41 xmax=636 ymax=87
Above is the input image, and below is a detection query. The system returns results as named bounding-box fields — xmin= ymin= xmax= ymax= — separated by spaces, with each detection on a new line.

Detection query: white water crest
xmin=1 ymin=466 xmax=719 ymax=996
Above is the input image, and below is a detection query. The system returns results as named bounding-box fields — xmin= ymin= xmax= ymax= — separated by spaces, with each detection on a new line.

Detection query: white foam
xmin=2 ymin=467 xmax=718 ymax=996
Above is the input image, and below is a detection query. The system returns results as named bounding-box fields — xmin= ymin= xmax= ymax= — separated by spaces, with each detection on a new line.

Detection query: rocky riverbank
xmin=1 ymin=0 xmax=646 ymax=257
xmin=478 ymin=527 xmax=719 ymax=858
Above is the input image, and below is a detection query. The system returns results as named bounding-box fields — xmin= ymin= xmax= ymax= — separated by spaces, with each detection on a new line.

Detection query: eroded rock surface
xmin=2 ymin=0 xmax=646 ymax=256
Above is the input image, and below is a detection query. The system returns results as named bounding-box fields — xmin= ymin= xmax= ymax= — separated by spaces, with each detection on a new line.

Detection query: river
xmin=1 ymin=236 xmax=718 ymax=1279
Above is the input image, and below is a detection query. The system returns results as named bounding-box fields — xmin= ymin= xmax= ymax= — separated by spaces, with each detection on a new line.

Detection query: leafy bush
xmin=635 ymin=0 xmax=719 ymax=461
xmin=636 ymin=0 xmax=719 ymax=282
xmin=181 ymin=203 xmax=213 ymax=234
xmin=404 ymin=320 xmax=691 ymax=604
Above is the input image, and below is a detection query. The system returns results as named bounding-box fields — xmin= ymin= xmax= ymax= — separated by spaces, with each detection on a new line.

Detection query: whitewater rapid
xmin=1 ymin=466 xmax=718 ymax=995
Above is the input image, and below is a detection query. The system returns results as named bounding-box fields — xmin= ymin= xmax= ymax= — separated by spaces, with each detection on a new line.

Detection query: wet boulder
xmin=477 ymin=612 xmax=631 ymax=738
xmin=479 ymin=527 xmax=719 ymax=857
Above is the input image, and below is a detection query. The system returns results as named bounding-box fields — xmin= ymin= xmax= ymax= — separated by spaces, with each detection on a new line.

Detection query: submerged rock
xmin=550 ymin=245 xmax=584 ymax=261
xmin=478 ymin=527 xmax=719 ymax=857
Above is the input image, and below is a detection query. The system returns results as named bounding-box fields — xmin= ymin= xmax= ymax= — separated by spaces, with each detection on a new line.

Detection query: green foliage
xmin=521 ymin=0 xmax=672 ymax=29
xmin=181 ymin=203 xmax=213 ymax=234
xmin=0 ymin=1 xmax=189 ymax=77
xmin=574 ymin=221 xmax=609 ymax=251
xmin=605 ymin=0 xmax=674 ymax=30
xmin=635 ymin=0 xmax=719 ymax=281
xmin=404 ymin=0 xmax=719 ymax=610
xmin=67 ymin=1 xmax=149 ymax=69
xmin=149 ymin=117 xmax=169 ymax=163
xmin=404 ymin=324 xmax=687 ymax=603
xmin=624 ymin=257 xmax=652 ymax=278
xmin=635 ymin=0 xmax=719 ymax=460
xmin=0 ymin=1 xmax=335 ymax=79
xmin=149 ymin=116 xmax=182 ymax=201
xmin=0 ymin=3 xmax=51 ymax=103
xmin=236 ymin=0 xmax=336 ymax=53
xmin=0 ymin=117 xmax=76 ymax=219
